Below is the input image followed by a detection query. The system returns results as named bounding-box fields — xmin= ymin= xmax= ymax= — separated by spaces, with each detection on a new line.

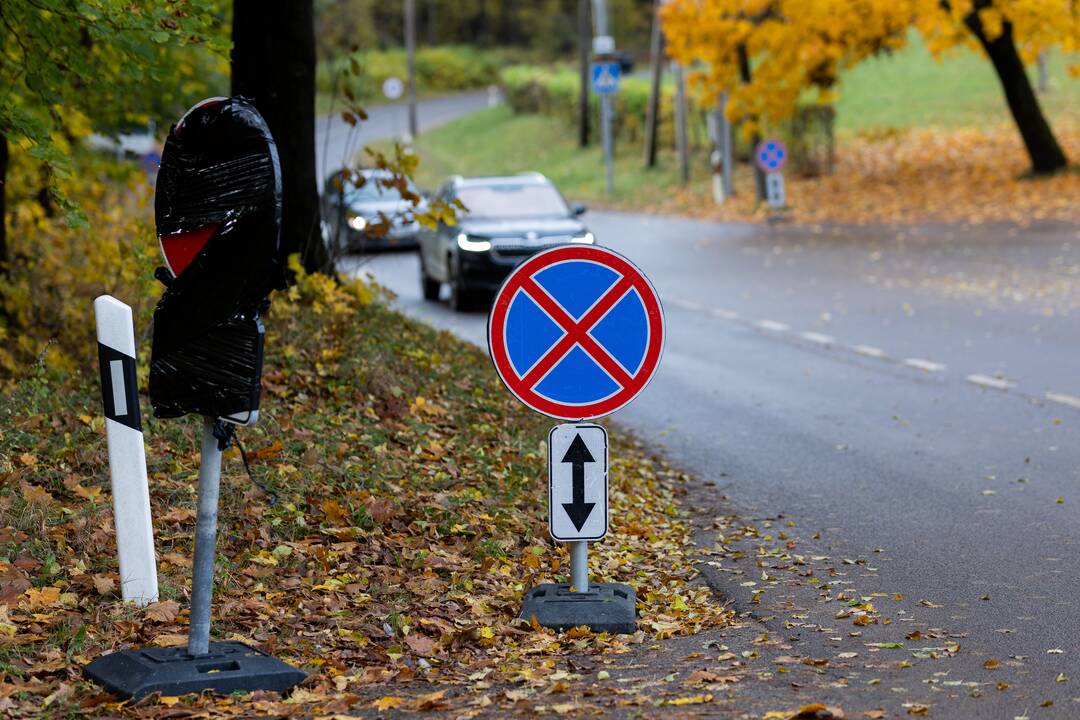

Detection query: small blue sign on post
xmin=591 ymin=62 xmax=621 ymax=94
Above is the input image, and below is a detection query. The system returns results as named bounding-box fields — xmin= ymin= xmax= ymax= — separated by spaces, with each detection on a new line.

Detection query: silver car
xmin=322 ymin=168 xmax=426 ymax=252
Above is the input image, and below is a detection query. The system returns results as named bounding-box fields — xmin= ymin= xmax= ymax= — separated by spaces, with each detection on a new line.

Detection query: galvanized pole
xmin=674 ymin=61 xmax=689 ymax=184
xmin=570 ymin=540 xmax=589 ymax=593
xmin=591 ymin=0 xmax=614 ymax=195
xmin=405 ymin=0 xmax=418 ymax=140
xmin=188 ymin=417 xmax=223 ymax=656
xmin=720 ymin=91 xmax=733 ymax=198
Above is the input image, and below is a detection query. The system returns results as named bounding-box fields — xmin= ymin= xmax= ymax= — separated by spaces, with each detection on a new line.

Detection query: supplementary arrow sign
xmin=561 ymin=433 xmax=596 ymax=531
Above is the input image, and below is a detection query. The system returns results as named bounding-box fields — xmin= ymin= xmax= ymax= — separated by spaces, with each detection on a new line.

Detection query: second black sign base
xmin=520 ymin=583 xmax=636 ymax=634
xmin=84 ymin=641 xmax=306 ymax=700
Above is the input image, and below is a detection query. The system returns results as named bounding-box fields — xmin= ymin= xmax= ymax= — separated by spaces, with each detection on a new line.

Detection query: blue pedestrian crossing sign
xmin=488 ymin=245 xmax=665 ymax=421
xmin=591 ymin=62 xmax=621 ymax=94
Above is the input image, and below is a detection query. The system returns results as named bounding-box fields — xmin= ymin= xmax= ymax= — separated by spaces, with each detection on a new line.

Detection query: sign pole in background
xmin=591 ymin=0 xmax=616 ymax=195
xmin=94 ymin=295 xmax=159 ymax=607
xmin=489 ymin=245 xmax=664 ymax=634
xmin=755 ymin=138 xmax=788 ymax=214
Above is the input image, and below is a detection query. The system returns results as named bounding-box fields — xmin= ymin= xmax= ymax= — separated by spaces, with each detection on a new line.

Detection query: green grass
xmin=834 ymin=33 xmax=1080 ymax=132
xmin=384 ymin=105 xmax=698 ymax=206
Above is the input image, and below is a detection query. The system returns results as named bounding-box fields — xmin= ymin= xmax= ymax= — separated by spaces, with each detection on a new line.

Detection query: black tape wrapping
xmin=149 ymin=97 xmax=282 ymax=421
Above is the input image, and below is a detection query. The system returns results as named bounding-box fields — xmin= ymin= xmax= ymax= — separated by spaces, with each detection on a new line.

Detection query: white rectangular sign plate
xmin=548 ymin=423 xmax=608 ymax=542
xmin=766 ymin=171 xmax=785 ymax=208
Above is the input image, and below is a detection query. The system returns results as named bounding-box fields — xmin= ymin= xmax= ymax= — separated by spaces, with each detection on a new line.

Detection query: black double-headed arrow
xmin=561 ymin=434 xmax=596 ymax=531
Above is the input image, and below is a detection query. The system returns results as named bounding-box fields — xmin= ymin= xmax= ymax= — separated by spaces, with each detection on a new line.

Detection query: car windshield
xmin=344 ymin=175 xmax=417 ymax=202
xmin=457 ymin=182 xmax=569 ymax=219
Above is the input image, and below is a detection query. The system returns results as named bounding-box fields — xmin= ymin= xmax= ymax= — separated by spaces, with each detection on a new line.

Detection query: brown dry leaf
xmin=864 ymin=712 xmax=886 ymax=720
xmin=20 ymin=481 xmax=53 ymax=506
xmin=144 ymin=600 xmax=180 ymax=623
xmin=91 ymin=575 xmax=115 ymax=596
xmin=983 ymin=659 xmax=999 ymax=669
xmin=684 ymin=669 xmax=739 ymax=685
xmin=907 ymin=705 xmax=930 ymax=717
xmin=0 ymin=569 xmax=30 ymax=604
xmin=411 ymin=690 xmax=448 ymax=711
xmin=405 ymin=632 xmax=436 ymax=655
xmin=321 ymin=499 xmax=349 ymax=526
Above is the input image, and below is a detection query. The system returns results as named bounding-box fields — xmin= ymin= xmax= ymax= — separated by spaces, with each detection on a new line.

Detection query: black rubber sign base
xmin=520 ymin=583 xmax=636 ymax=634
xmin=84 ymin=641 xmax=306 ymax=700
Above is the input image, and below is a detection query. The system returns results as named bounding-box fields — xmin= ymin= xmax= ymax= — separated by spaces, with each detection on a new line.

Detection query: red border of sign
xmin=754 ymin=138 xmax=787 ymax=173
xmin=487 ymin=245 xmax=665 ymax=420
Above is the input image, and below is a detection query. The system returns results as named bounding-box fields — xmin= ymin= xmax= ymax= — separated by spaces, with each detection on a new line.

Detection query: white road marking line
xmin=756 ymin=320 xmax=790 ymax=332
xmin=1046 ymin=392 xmax=1080 ymax=410
xmin=668 ymin=297 xmax=703 ymax=312
xmin=966 ymin=374 xmax=1014 ymax=391
xmin=904 ymin=358 xmax=947 ymax=373
xmin=800 ymin=331 xmax=835 ymax=346
xmin=710 ymin=308 xmax=739 ymax=320
xmin=852 ymin=344 xmax=886 ymax=358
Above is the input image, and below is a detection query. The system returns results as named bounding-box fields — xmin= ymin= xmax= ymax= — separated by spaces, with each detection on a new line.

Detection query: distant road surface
xmin=315 ymin=90 xmax=493 ymax=183
xmin=345 ymin=213 xmax=1080 ymax=717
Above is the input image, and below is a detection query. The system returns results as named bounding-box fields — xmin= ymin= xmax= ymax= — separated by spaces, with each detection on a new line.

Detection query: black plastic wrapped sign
xmin=149 ymin=97 xmax=282 ymax=423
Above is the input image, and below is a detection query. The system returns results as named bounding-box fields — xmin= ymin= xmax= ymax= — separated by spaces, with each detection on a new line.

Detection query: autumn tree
xmin=0 ymin=0 xmax=225 ymax=270
xmin=662 ymin=0 xmax=1075 ymax=175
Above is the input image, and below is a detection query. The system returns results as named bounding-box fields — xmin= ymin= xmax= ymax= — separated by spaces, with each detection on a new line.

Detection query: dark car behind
xmin=322 ymin=168 xmax=426 ymax=253
xmin=417 ymin=173 xmax=595 ymax=311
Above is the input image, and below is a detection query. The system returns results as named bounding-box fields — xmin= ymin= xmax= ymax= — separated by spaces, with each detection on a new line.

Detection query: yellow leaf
xmin=372 ymin=696 xmax=405 ymax=710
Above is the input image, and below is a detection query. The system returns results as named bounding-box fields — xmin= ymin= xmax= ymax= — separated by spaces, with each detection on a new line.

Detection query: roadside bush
xmin=318 ymin=45 xmax=501 ymax=105
xmin=500 ymin=64 xmax=708 ymax=149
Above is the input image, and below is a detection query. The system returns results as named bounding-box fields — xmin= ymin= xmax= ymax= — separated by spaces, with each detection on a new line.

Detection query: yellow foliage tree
xmin=661 ymin=0 xmax=1074 ymax=174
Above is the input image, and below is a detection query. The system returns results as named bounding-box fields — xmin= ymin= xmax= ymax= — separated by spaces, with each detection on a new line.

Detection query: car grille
xmin=490 ymin=235 xmax=574 ymax=260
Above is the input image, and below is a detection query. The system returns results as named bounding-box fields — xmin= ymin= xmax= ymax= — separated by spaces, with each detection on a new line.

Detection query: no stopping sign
xmin=487 ymin=245 xmax=665 ymax=421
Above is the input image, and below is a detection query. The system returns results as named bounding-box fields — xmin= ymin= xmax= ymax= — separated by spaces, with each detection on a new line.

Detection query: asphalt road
xmin=343 ymin=215 xmax=1080 ymax=717
xmin=315 ymin=89 xmax=494 ymax=183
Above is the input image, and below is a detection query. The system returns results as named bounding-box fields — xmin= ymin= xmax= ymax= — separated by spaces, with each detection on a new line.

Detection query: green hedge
xmin=318 ymin=46 xmax=502 ymax=103
xmin=500 ymin=64 xmax=711 ymax=149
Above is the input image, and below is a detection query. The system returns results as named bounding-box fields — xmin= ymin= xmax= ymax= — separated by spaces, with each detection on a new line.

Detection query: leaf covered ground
xmin=0 ymin=268 xmax=732 ymax=717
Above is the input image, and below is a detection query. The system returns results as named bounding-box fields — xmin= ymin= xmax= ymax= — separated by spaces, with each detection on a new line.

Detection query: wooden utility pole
xmin=578 ymin=0 xmax=591 ymax=147
xmin=643 ymin=0 xmax=663 ymax=167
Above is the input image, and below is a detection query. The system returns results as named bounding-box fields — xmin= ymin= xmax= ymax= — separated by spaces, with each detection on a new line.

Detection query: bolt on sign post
xmin=755 ymin=138 xmax=788 ymax=216
xmin=85 ymin=97 xmax=306 ymax=700
xmin=93 ymin=295 xmax=159 ymax=607
xmin=488 ymin=245 xmax=665 ymax=633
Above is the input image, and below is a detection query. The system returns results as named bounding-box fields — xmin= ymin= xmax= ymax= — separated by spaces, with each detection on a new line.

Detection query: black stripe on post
xmin=98 ymin=343 xmax=142 ymax=432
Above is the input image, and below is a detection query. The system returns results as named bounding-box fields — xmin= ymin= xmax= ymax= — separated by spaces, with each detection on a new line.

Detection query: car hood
xmin=459 ymin=217 xmax=586 ymax=239
xmin=348 ymin=199 xmax=424 ymax=217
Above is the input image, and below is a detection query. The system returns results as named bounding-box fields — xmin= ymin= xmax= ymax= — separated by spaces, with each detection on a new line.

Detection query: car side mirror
xmin=573 ymin=202 xmax=587 ymax=216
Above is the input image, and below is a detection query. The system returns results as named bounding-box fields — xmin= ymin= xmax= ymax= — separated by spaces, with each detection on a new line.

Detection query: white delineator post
xmin=94 ymin=295 xmax=159 ymax=606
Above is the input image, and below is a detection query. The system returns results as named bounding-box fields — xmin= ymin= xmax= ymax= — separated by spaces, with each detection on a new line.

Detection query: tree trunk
xmin=963 ymin=13 xmax=1067 ymax=175
xmin=232 ymin=0 xmax=329 ymax=277
xmin=738 ymin=44 xmax=767 ymax=200
xmin=0 ymin=132 xmax=8 ymax=270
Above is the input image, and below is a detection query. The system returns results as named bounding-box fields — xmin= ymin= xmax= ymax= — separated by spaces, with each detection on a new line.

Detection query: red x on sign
xmin=488 ymin=245 xmax=665 ymax=420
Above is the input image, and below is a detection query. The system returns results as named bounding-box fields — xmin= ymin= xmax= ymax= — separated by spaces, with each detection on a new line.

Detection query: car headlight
xmin=571 ymin=231 xmax=595 ymax=244
xmin=457 ymin=233 xmax=491 ymax=252
xmin=347 ymin=214 xmax=367 ymax=231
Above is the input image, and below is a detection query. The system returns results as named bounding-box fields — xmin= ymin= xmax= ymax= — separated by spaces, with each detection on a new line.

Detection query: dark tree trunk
xmin=232 ymin=0 xmax=329 ymax=277
xmin=738 ymin=44 xmax=767 ymax=201
xmin=963 ymin=12 xmax=1067 ymax=175
xmin=0 ymin=132 xmax=8 ymax=270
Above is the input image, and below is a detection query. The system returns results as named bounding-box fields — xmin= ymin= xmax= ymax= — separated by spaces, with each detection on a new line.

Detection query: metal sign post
xmin=591 ymin=0 xmax=616 ymax=195
xmin=488 ymin=245 xmax=665 ymax=634
xmin=85 ymin=97 xmax=305 ymax=700
xmin=755 ymin=138 xmax=788 ymax=215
